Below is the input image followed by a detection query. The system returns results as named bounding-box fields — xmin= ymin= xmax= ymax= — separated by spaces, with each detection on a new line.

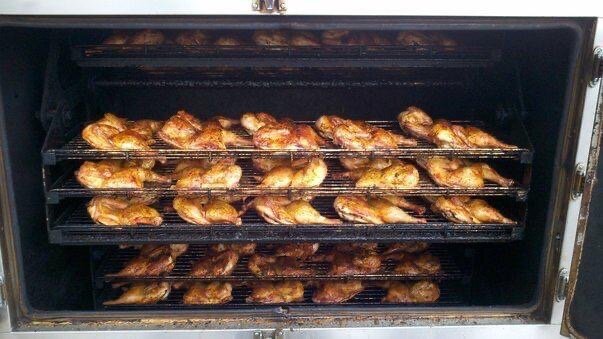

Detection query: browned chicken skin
xmin=334 ymin=195 xmax=426 ymax=224
xmin=393 ymin=252 xmax=441 ymax=275
xmin=214 ymin=36 xmax=242 ymax=46
xmin=312 ymin=281 xmax=364 ymax=304
xmin=158 ymin=110 xmax=250 ymax=149
xmin=173 ymin=196 xmax=242 ymax=225
xmin=334 ymin=243 xmax=379 ymax=252
xmin=274 ymin=243 xmax=319 ymax=260
xmin=251 ymin=156 xmax=298 ymax=173
xmin=382 ymin=242 xmax=430 ymax=259
xmin=248 ymin=254 xmax=314 ymax=277
xmin=321 ymin=30 xmax=350 ymax=45
xmin=290 ymin=31 xmax=320 ymax=46
xmin=340 ymin=159 xmax=420 ymax=189
xmin=246 ymin=281 xmax=305 ymax=304
xmin=398 ymin=106 xmax=517 ymax=149
xmin=113 ymin=254 xmax=174 ymax=277
xmin=247 ymin=196 xmax=342 ymax=225
xmin=175 ymin=30 xmax=210 ymax=45
xmin=129 ymin=29 xmax=165 ymax=45
xmin=311 ymin=249 xmax=382 ymax=276
xmin=76 ymin=160 xmax=170 ymax=189
xmin=87 ymin=196 xmax=162 ymax=226
xmin=189 ymin=250 xmax=239 ymax=277
xmin=242 ymin=112 xmax=326 ymax=150
xmin=172 ymin=158 xmax=242 ymax=189
xmin=256 ymin=157 xmax=327 ymax=188
xmin=103 ymin=282 xmax=170 ymax=305
xmin=253 ymin=30 xmax=288 ymax=46
xmin=183 ymin=282 xmax=233 ymax=305
xmin=209 ymin=243 xmax=256 ymax=256
xmin=381 ymin=280 xmax=440 ymax=303
xmin=103 ymin=33 xmax=129 ymax=45
xmin=416 ymin=157 xmax=514 ymax=188
xmin=429 ymin=196 xmax=515 ymax=224
xmin=138 ymin=244 xmax=189 ymax=259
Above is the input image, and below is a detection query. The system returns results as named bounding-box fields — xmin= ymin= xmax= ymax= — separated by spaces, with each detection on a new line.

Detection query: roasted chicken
xmin=338 ymin=159 xmax=420 ymax=189
xmin=247 ymin=196 xmax=342 ymax=225
xmin=246 ymin=281 xmax=305 ymax=304
xmin=214 ymin=36 xmax=242 ymax=46
xmin=76 ymin=160 xmax=170 ymax=189
xmin=416 ymin=157 xmax=514 ymax=188
xmin=103 ymin=282 xmax=170 ymax=305
xmin=394 ymin=252 xmax=441 ymax=275
xmin=312 ymin=249 xmax=382 ymax=276
xmin=173 ymin=196 xmax=242 ymax=225
xmin=172 ymin=158 xmax=242 ymax=189
xmin=113 ymin=253 xmax=174 ymax=277
xmin=334 ymin=195 xmax=426 ymax=224
xmin=398 ymin=106 xmax=517 ymax=149
xmin=321 ymin=30 xmax=350 ymax=45
xmin=129 ymin=29 xmax=165 ymax=45
xmin=183 ymin=282 xmax=233 ymax=305
xmin=256 ymin=157 xmax=327 ymax=188
xmin=189 ymin=250 xmax=239 ymax=277
xmin=290 ymin=31 xmax=320 ymax=46
xmin=312 ymin=281 xmax=364 ymax=304
xmin=251 ymin=156 xmax=298 ymax=173
xmin=334 ymin=243 xmax=379 ymax=252
xmin=248 ymin=254 xmax=314 ymax=277
xmin=209 ymin=243 xmax=256 ymax=256
xmin=339 ymin=157 xmax=394 ymax=171
xmin=158 ymin=110 xmax=250 ymax=149
xmin=382 ymin=242 xmax=430 ymax=258
xmin=429 ymin=196 xmax=514 ymax=224
xmin=138 ymin=244 xmax=189 ymax=258
xmin=253 ymin=30 xmax=288 ymax=46
xmin=241 ymin=112 xmax=326 ymax=150
xmin=175 ymin=30 xmax=210 ymax=45
xmin=381 ymin=280 xmax=440 ymax=303
xmin=82 ymin=113 xmax=161 ymax=154
xmin=315 ymin=115 xmax=416 ymax=149
xmin=87 ymin=196 xmax=162 ymax=226
xmin=274 ymin=243 xmax=319 ymax=260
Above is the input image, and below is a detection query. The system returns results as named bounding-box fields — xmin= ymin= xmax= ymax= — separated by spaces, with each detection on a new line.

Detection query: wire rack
xmin=48 ymin=197 xmax=525 ymax=244
xmin=95 ymin=244 xmax=463 ymax=284
xmin=41 ymin=121 xmax=533 ymax=165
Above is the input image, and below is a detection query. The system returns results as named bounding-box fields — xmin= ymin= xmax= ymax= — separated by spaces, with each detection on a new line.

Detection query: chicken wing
xmin=257 ymin=157 xmax=327 ymax=188
xmin=247 ymin=196 xmax=342 ymax=225
xmin=172 ymin=159 xmax=242 ymax=189
xmin=173 ymin=196 xmax=242 ymax=225
xmin=209 ymin=243 xmax=256 ymax=256
xmin=248 ymin=254 xmax=314 ymax=277
xmin=381 ymin=280 xmax=440 ymax=303
xmin=246 ymin=281 xmax=305 ymax=304
xmin=76 ymin=160 xmax=170 ymax=189
xmin=416 ymin=157 xmax=514 ymax=188
xmin=398 ymin=106 xmax=517 ymax=149
xmin=189 ymin=250 xmax=239 ymax=277
xmin=312 ymin=281 xmax=364 ymax=304
xmin=183 ymin=282 xmax=233 ymax=305
xmin=87 ymin=196 xmax=162 ymax=226
xmin=274 ymin=243 xmax=319 ymax=260
xmin=429 ymin=196 xmax=514 ymax=224
xmin=103 ymin=282 xmax=170 ymax=305
xmin=158 ymin=110 xmax=251 ymax=149
xmin=394 ymin=252 xmax=441 ymax=275
xmin=333 ymin=195 xmax=426 ymax=224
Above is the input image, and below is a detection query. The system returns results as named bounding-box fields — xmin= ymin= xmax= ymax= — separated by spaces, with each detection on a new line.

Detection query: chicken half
xmin=87 ymin=196 xmax=162 ymax=226
xmin=416 ymin=157 xmax=514 ymax=188
xmin=138 ymin=244 xmax=189 ymax=259
xmin=382 ymin=242 xmax=430 ymax=260
xmin=82 ymin=113 xmax=161 ymax=151
xmin=398 ymin=106 xmax=517 ymax=149
xmin=247 ymin=196 xmax=342 ymax=225
xmin=333 ymin=196 xmax=426 ymax=224
xmin=103 ymin=282 xmax=171 ymax=305
xmin=429 ymin=196 xmax=515 ymax=224
xmin=173 ymin=196 xmax=242 ymax=225
xmin=256 ymin=157 xmax=327 ymax=188
xmin=311 ymin=249 xmax=382 ymax=276
xmin=172 ymin=158 xmax=242 ymax=189
xmin=158 ymin=110 xmax=250 ymax=149
xmin=315 ymin=115 xmax=416 ymax=150
xmin=394 ymin=252 xmax=441 ymax=275
xmin=247 ymin=254 xmax=314 ymax=277
xmin=334 ymin=243 xmax=379 ymax=252
xmin=113 ymin=253 xmax=174 ymax=277
xmin=381 ymin=280 xmax=440 ymax=303
xmin=76 ymin=160 xmax=170 ymax=189
xmin=246 ymin=281 xmax=305 ymax=304
xmin=242 ymin=112 xmax=326 ymax=150
xmin=337 ymin=159 xmax=420 ymax=189
xmin=274 ymin=243 xmax=319 ymax=260
xmin=189 ymin=250 xmax=239 ymax=277
xmin=209 ymin=243 xmax=256 ymax=256
xmin=312 ymin=281 xmax=364 ymax=304
xmin=183 ymin=282 xmax=233 ymax=305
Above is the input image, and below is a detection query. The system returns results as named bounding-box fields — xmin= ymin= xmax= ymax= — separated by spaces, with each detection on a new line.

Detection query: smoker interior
xmin=0 ymin=18 xmax=587 ymax=326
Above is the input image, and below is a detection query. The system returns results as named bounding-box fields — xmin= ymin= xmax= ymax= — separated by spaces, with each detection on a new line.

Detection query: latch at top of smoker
xmin=252 ymin=0 xmax=286 ymax=13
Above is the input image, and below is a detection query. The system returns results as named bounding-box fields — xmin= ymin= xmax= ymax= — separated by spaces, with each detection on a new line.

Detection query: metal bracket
xmin=571 ymin=163 xmax=586 ymax=199
xmin=591 ymin=47 xmax=602 ymax=86
xmin=252 ymin=0 xmax=286 ymax=13
xmin=556 ymin=268 xmax=569 ymax=301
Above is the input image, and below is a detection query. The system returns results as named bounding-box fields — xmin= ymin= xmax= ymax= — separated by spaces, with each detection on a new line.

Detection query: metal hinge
xmin=591 ymin=47 xmax=603 ymax=86
xmin=252 ymin=0 xmax=286 ymax=13
xmin=571 ymin=163 xmax=586 ymax=199
xmin=253 ymin=329 xmax=284 ymax=339
xmin=556 ymin=268 xmax=569 ymax=301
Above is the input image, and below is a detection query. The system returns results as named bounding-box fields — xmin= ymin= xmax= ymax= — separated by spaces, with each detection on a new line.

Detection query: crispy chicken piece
xmin=394 ymin=252 xmax=441 ymax=275
xmin=248 ymin=254 xmax=314 ymax=277
xmin=312 ymin=249 xmax=382 ymax=276
xmin=396 ymin=31 xmax=433 ymax=46
xmin=398 ymin=106 xmax=517 ymax=149
xmin=158 ymin=110 xmax=251 ymax=149
xmin=274 ymin=243 xmax=319 ymax=260
xmin=290 ymin=31 xmax=320 ymax=46
xmin=113 ymin=254 xmax=174 ymax=278
xmin=87 ymin=196 xmax=162 ymax=226
xmin=382 ymin=242 xmax=430 ymax=258
xmin=209 ymin=243 xmax=256 ymax=256
xmin=334 ymin=243 xmax=378 ymax=252
xmin=139 ymin=244 xmax=189 ymax=258
xmin=189 ymin=250 xmax=239 ymax=277
xmin=172 ymin=159 xmax=242 ymax=189
xmin=347 ymin=32 xmax=390 ymax=45
xmin=429 ymin=196 xmax=514 ymax=224
xmin=173 ymin=196 xmax=241 ymax=225
xmin=214 ymin=36 xmax=242 ymax=46
xmin=82 ymin=113 xmax=161 ymax=153
xmin=416 ymin=157 xmax=514 ymax=188
xmin=76 ymin=160 xmax=170 ymax=189
xmin=246 ymin=281 xmax=305 ymax=304
xmin=381 ymin=280 xmax=440 ymax=303
xmin=253 ymin=30 xmax=288 ymax=46
xmin=334 ymin=196 xmax=426 ymax=224
xmin=344 ymin=160 xmax=420 ymax=189
xmin=339 ymin=157 xmax=394 ymax=171
xmin=321 ymin=30 xmax=350 ymax=45
xmin=312 ymin=281 xmax=364 ymax=304
xmin=242 ymin=112 xmax=325 ymax=150
xmin=175 ymin=30 xmax=210 ymax=45
xmin=247 ymin=196 xmax=342 ymax=225
xmin=380 ymin=196 xmax=426 ymax=214
xmin=103 ymin=32 xmax=129 ymax=45
xmin=251 ymin=156 xmax=297 ymax=173
xmin=183 ymin=282 xmax=233 ymax=305
xmin=129 ymin=29 xmax=165 ymax=45
xmin=103 ymin=282 xmax=170 ymax=305
xmin=315 ymin=115 xmax=416 ymax=150
xmin=240 ymin=112 xmax=279 ymax=135
xmin=257 ymin=157 xmax=327 ymax=188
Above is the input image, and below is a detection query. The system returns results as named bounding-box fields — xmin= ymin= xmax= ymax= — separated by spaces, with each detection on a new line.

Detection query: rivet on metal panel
xmin=253 ymin=330 xmax=263 ymax=339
